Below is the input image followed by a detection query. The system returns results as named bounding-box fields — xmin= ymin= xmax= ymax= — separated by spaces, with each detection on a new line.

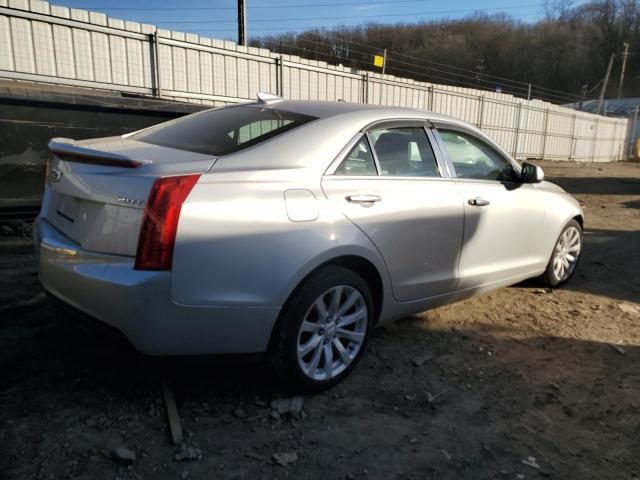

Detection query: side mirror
xmin=521 ymin=162 xmax=544 ymax=183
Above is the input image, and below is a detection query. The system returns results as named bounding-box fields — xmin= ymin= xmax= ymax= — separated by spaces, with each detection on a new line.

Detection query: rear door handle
xmin=468 ymin=197 xmax=490 ymax=207
xmin=346 ymin=194 xmax=382 ymax=205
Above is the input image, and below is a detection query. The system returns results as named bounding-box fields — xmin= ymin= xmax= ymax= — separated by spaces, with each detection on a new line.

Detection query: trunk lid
xmin=40 ymin=136 xmax=217 ymax=256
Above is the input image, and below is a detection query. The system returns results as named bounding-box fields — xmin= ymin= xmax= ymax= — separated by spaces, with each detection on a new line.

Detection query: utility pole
xmin=378 ymin=48 xmax=388 ymax=105
xmin=618 ymin=42 xmax=630 ymax=99
xmin=597 ymin=53 xmax=615 ymax=114
xmin=238 ymin=0 xmax=247 ymax=46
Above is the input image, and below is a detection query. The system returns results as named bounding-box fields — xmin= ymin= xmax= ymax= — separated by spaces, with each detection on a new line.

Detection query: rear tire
xmin=539 ymin=219 xmax=583 ymax=287
xmin=268 ymin=266 xmax=373 ymax=393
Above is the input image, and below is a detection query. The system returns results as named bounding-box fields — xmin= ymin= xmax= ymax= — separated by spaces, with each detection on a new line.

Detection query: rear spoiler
xmin=48 ymin=138 xmax=152 ymax=168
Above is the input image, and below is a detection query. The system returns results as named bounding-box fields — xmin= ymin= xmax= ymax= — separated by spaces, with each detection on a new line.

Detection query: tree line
xmin=250 ymin=0 xmax=640 ymax=104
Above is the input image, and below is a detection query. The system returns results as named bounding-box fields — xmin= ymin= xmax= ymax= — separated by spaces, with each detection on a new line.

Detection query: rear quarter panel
xmin=171 ymin=171 xmax=391 ymax=308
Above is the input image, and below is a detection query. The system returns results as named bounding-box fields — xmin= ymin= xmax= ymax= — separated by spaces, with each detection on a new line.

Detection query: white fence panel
xmin=0 ymin=1 xmax=629 ymax=162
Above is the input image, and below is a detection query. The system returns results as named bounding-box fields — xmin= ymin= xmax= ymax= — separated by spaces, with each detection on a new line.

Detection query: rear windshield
xmin=131 ymin=105 xmax=317 ymax=156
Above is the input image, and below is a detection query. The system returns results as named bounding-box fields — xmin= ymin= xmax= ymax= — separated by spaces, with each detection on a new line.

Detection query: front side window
xmin=131 ymin=106 xmax=317 ymax=156
xmin=335 ymin=137 xmax=378 ymax=176
xmin=369 ymin=127 xmax=439 ymax=177
xmin=438 ymin=129 xmax=518 ymax=182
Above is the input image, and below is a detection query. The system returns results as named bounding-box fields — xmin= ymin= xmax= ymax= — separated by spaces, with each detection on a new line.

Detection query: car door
xmin=322 ymin=122 xmax=464 ymax=302
xmin=433 ymin=125 xmax=547 ymax=289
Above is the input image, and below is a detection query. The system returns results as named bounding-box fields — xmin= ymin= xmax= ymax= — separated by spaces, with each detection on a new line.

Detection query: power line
xmin=76 ymin=0 xmax=441 ymax=10
xmin=301 ymin=33 xmax=584 ymax=100
xmin=283 ymin=35 xmax=584 ymax=102
xmin=261 ymin=40 xmax=373 ymax=70
xmin=66 ymin=2 xmax=581 ymax=102
xmin=266 ymin=38 xmax=524 ymax=98
xmin=169 ymin=20 xmax=584 ymax=102
xmin=385 ymin=48 xmax=585 ymax=100
xmin=150 ymin=4 xmax=546 ymax=24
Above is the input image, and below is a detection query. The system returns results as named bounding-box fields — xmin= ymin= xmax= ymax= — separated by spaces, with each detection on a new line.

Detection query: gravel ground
xmin=1 ymin=161 xmax=639 ymax=480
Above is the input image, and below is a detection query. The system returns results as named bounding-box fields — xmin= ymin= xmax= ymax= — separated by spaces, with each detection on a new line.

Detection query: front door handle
xmin=468 ymin=197 xmax=490 ymax=207
xmin=346 ymin=194 xmax=382 ymax=205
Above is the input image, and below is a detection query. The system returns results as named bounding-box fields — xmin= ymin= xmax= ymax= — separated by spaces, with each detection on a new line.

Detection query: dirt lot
xmin=1 ymin=161 xmax=639 ymax=480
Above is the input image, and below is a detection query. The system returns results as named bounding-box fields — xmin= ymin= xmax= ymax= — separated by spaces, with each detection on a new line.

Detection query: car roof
xmin=210 ymin=99 xmax=497 ymax=175
xmin=249 ymin=99 xmax=458 ymax=124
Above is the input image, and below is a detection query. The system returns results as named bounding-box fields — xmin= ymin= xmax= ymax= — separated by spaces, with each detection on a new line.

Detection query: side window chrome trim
xmin=322 ymin=175 xmax=457 ymax=183
xmin=366 ymin=131 xmax=383 ymax=176
xmin=450 ymin=177 xmax=523 ymax=186
xmin=361 ymin=118 xmax=434 ymax=132
xmin=424 ymin=127 xmax=452 ymax=179
xmin=325 ymin=119 xmax=455 ymax=179
xmin=324 ymin=132 xmax=374 ymax=176
xmin=430 ymin=127 xmax=458 ymax=179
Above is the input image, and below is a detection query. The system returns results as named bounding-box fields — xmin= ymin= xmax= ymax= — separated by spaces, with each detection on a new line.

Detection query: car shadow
xmin=518 ymin=227 xmax=640 ymax=304
xmin=623 ymin=199 xmax=640 ymax=209
xmin=547 ymin=175 xmax=640 ymax=195
xmin=532 ymin=171 xmax=640 ymax=304
xmin=1 ymin=303 xmax=638 ymax=479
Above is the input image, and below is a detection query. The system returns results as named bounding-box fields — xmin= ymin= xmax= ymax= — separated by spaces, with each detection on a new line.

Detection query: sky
xmin=52 ymin=0 xmax=587 ymax=42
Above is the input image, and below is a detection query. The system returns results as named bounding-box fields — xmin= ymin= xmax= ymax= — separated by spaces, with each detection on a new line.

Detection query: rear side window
xmin=369 ymin=127 xmax=439 ymax=177
xmin=131 ymin=106 xmax=317 ymax=156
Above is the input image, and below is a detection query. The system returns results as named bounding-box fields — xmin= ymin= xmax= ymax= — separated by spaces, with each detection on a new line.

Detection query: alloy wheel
xmin=552 ymin=226 xmax=582 ymax=282
xmin=296 ymin=285 xmax=368 ymax=381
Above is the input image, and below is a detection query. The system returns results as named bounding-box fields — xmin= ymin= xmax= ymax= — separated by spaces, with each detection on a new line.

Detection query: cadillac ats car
xmin=35 ymin=93 xmax=584 ymax=390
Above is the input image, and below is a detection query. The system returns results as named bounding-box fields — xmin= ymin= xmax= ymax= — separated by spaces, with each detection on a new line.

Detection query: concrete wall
xmin=0 ymin=0 xmax=629 ymax=162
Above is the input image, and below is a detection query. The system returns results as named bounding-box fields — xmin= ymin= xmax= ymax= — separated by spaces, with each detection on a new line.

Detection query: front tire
xmin=540 ymin=219 xmax=583 ymax=287
xmin=268 ymin=266 xmax=373 ymax=392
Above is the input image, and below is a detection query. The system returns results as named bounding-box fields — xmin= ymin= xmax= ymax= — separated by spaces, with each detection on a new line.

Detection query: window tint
xmin=335 ymin=137 xmax=378 ymax=176
xmin=131 ymin=106 xmax=317 ymax=156
xmin=235 ymin=119 xmax=294 ymax=144
xmin=439 ymin=130 xmax=518 ymax=182
xmin=370 ymin=127 xmax=439 ymax=177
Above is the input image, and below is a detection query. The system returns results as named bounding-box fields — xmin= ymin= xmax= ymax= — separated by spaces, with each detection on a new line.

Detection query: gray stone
xmin=175 ymin=447 xmax=201 ymax=462
xmin=522 ymin=456 xmax=540 ymax=469
xmin=270 ymin=396 xmax=304 ymax=418
xmin=112 ymin=447 xmax=136 ymax=465
xmin=411 ymin=354 xmax=432 ymax=367
xmin=272 ymin=452 xmax=298 ymax=466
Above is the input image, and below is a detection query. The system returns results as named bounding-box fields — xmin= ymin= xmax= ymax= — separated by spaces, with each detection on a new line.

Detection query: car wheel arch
xmin=325 ymin=255 xmax=384 ymax=323
xmin=543 ymin=213 xmax=584 ymax=263
xmin=268 ymin=254 xmax=385 ymax=353
xmin=572 ymin=214 xmax=584 ymax=229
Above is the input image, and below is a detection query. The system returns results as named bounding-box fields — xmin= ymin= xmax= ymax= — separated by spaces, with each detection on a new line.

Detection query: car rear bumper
xmin=35 ymin=218 xmax=280 ymax=355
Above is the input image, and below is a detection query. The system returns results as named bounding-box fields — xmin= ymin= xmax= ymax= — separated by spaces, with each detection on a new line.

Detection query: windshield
xmin=131 ymin=105 xmax=317 ymax=156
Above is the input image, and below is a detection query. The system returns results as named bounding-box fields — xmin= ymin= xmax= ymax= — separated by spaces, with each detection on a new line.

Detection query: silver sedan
xmin=36 ymin=94 xmax=584 ymax=390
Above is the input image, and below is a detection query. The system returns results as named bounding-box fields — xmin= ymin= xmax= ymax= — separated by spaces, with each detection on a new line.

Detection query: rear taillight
xmin=134 ymin=174 xmax=200 ymax=271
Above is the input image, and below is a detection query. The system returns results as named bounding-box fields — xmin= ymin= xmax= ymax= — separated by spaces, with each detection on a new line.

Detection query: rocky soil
xmin=1 ymin=161 xmax=639 ymax=480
